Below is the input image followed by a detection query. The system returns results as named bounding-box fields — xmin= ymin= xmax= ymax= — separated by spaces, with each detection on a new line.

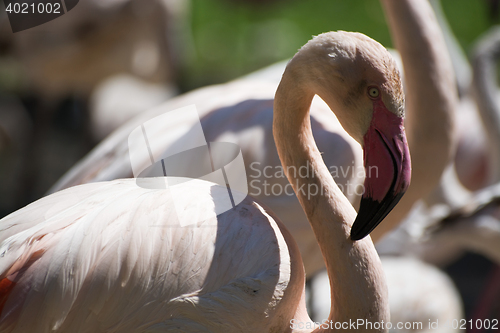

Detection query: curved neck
xmin=373 ymin=0 xmax=457 ymax=241
xmin=472 ymin=28 xmax=500 ymax=184
xmin=429 ymin=0 xmax=472 ymax=97
xmin=273 ymin=67 xmax=389 ymax=333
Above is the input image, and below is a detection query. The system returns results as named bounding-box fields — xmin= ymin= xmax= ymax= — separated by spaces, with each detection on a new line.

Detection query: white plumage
xmin=0 ymin=178 xmax=299 ymax=332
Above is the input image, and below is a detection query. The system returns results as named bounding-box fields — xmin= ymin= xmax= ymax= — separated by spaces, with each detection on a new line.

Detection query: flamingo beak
xmin=350 ymin=100 xmax=411 ymax=241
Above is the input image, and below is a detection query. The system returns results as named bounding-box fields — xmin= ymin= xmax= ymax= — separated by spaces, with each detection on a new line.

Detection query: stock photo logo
xmin=128 ymin=105 xmax=248 ymax=227
xmin=3 ymin=0 xmax=79 ymax=32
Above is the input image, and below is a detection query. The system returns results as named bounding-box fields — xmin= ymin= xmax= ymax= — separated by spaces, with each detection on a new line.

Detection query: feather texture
xmin=0 ymin=179 xmax=300 ymax=332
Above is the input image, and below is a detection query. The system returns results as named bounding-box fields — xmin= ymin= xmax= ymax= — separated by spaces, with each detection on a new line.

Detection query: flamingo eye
xmin=368 ymin=87 xmax=380 ymax=99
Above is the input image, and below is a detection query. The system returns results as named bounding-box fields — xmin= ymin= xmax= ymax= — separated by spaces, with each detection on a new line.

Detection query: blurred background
xmin=183 ymin=0 xmax=492 ymax=88
xmin=1 ymin=0 xmax=497 ymax=214
xmin=0 ymin=0 xmax=499 ymax=330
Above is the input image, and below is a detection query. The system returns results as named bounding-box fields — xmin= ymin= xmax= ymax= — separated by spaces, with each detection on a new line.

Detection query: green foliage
xmin=182 ymin=0 xmax=495 ymax=91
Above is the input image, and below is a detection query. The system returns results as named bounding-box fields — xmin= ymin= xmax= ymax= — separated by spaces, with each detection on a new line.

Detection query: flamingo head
xmin=299 ymin=31 xmax=411 ymax=240
xmin=338 ymin=33 xmax=411 ymax=241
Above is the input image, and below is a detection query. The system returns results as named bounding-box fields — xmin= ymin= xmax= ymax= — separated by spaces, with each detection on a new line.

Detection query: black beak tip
xmin=349 ymin=192 xmax=405 ymax=241
xmin=350 ymin=216 xmax=375 ymax=241
xmin=349 ymin=197 xmax=384 ymax=241
xmin=350 ymin=230 xmax=364 ymax=241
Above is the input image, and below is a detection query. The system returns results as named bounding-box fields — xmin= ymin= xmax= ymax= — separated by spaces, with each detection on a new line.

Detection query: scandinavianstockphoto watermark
xmin=248 ymin=161 xmax=378 ymax=199
xmin=290 ymin=318 xmax=499 ymax=331
xmin=290 ymin=319 xmax=422 ymax=331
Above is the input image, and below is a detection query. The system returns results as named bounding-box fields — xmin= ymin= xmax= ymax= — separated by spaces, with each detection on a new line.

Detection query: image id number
xmin=5 ymin=2 xmax=61 ymax=14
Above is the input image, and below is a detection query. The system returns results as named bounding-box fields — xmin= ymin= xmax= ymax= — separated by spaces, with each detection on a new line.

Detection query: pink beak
xmin=350 ymin=99 xmax=411 ymax=241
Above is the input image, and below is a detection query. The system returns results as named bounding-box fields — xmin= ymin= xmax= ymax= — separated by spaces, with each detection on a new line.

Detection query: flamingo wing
xmin=0 ymin=179 xmax=300 ymax=332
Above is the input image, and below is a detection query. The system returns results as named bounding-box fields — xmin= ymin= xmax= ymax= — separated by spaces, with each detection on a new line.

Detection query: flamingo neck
xmin=273 ymin=66 xmax=389 ymax=333
xmin=372 ymin=0 xmax=457 ymax=241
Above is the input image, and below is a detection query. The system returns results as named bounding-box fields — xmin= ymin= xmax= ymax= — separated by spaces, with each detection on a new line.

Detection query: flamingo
xmin=420 ymin=26 xmax=500 ymax=264
xmin=369 ymin=0 xmax=457 ymax=241
xmin=0 ymin=31 xmax=409 ymax=332
xmin=45 ymin=4 xmax=462 ymax=327
xmin=371 ymin=32 xmax=500 ymax=325
xmin=379 ymin=24 xmax=500 ymax=265
xmin=429 ymin=8 xmax=500 ymax=194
